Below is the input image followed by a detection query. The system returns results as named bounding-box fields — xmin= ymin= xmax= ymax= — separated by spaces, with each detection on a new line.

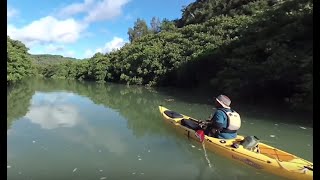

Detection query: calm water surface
xmin=7 ymin=79 xmax=313 ymax=180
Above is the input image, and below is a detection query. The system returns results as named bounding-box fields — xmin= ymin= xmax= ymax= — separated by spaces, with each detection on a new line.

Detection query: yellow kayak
xmin=159 ymin=105 xmax=313 ymax=180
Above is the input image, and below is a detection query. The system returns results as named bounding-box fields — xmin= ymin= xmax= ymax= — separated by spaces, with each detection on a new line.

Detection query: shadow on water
xmin=153 ymin=85 xmax=313 ymax=128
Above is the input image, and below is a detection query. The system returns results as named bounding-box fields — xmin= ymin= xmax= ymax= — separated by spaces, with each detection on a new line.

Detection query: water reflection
xmin=7 ymin=81 xmax=35 ymax=129
xmin=56 ymin=119 xmax=129 ymax=155
xmin=23 ymin=91 xmax=129 ymax=155
xmin=7 ymin=79 xmax=312 ymax=180
xmin=25 ymin=92 xmax=81 ymax=129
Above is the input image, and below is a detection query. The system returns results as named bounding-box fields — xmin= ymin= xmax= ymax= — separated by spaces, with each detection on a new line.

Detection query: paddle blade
xmin=195 ymin=130 xmax=205 ymax=142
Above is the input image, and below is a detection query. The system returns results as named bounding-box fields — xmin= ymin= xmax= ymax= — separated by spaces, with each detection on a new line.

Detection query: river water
xmin=7 ymin=79 xmax=313 ymax=180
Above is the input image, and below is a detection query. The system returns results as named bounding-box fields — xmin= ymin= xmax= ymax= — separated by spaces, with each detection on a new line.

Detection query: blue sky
xmin=7 ymin=0 xmax=194 ymax=59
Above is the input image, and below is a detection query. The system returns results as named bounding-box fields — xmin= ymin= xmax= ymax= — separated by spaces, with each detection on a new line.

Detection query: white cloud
xmin=45 ymin=44 xmax=65 ymax=53
xmin=7 ymin=6 xmax=18 ymax=20
xmin=84 ymin=37 xmax=127 ymax=58
xmin=7 ymin=16 xmax=87 ymax=47
xmin=84 ymin=0 xmax=130 ymax=23
xmin=45 ymin=44 xmax=75 ymax=57
xmin=7 ymin=0 xmax=130 ymax=58
xmin=99 ymin=37 xmax=126 ymax=53
xmin=28 ymin=44 xmax=77 ymax=58
xmin=58 ymin=0 xmax=95 ymax=17
xmin=57 ymin=0 xmax=130 ymax=23
xmin=84 ymin=49 xmax=94 ymax=58
xmin=65 ymin=50 xmax=76 ymax=57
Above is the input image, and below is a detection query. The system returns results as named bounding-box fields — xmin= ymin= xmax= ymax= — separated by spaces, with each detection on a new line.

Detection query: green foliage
xmin=160 ymin=18 xmax=177 ymax=32
xmin=31 ymin=54 xmax=79 ymax=65
xmin=87 ymin=53 xmax=110 ymax=82
xmin=176 ymin=0 xmax=272 ymax=27
xmin=7 ymin=36 xmax=36 ymax=84
xmin=7 ymin=0 xmax=313 ymax=110
xmin=128 ymin=18 xmax=149 ymax=42
xmin=208 ymin=0 xmax=313 ymax=110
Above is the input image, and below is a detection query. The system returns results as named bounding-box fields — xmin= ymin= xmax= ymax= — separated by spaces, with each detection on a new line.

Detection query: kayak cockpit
xmin=258 ymin=144 xmax=296 ymax=161
xmin=163 ymin=110 xmax=183 ymax=119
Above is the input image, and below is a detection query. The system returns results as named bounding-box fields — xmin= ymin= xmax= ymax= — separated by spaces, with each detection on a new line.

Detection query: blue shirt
xmin=211 ymin=108 xmax=237 ymax=139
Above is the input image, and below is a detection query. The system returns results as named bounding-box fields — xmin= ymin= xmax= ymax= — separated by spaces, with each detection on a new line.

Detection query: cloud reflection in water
xmin=25 ymin=92 xmax=81 ymax=129
xmin=23 ymin=91 xmax=128 ymax=155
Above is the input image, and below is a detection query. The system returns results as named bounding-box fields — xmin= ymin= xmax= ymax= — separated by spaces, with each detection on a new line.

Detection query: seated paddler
xmin=202 ymin=94 xmax=241 ymax=139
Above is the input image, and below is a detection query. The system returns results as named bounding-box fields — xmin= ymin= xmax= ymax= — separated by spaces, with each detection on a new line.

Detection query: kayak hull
xmin=159 ymin=106 xmax=313 ymax=180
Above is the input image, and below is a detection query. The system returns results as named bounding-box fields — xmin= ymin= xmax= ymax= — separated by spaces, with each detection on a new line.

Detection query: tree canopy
xmin=7 ymin=36 xmax=35 ymax=84
xmin=7 ymin=0 xmax=313 ymax=111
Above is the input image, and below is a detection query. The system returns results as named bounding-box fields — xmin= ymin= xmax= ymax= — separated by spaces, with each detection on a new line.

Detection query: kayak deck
xmin=159 ymin=105 xmax=313 ymax=180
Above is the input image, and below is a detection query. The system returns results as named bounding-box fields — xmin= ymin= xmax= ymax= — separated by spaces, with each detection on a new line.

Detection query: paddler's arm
xmin=201 ymin=111 xmax=224 ymax=128
xmin=202 ymin=114 xmax=214 ymax=124
xmin=210 ymin=110 xmax=225 ymax=130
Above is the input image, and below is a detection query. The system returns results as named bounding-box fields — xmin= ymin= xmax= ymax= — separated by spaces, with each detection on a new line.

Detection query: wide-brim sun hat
xmin=215 ymin=94 xmax=231 ymax=109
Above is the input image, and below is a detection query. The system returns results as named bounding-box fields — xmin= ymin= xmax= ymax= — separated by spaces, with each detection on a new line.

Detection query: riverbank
xmin=7 ymin=0 xmax=313 ymax=115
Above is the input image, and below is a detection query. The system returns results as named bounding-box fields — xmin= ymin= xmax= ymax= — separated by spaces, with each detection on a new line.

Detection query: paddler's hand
xmin=199 ymin=121 xmax=209 ymax=128
xmin=202 ymin=120 xmax=211 ymax=124
xmin=199 ymin=123 xmax=205 ymax=128
xmin=204 ymin=118 xmax=211 ymax=122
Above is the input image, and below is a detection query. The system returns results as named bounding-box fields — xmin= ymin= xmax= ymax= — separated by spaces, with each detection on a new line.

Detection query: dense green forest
xmin=7 ymin=0 xmax=313 ymax=111
xmin=7 ymin=36 xmax=35 ymax=83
